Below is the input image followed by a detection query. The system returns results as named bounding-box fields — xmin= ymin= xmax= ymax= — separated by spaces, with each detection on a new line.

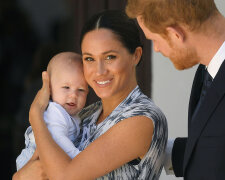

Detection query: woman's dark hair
xmin=80 ymin=10 xmax=142 ymax=54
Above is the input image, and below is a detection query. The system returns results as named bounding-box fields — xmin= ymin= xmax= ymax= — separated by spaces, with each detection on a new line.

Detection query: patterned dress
xmin=74 ymin=86 xmax=168 ymax=180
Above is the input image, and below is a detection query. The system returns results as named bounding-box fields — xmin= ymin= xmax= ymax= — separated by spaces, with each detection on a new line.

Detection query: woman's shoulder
xmin=124 ymin=90 xmax=166 ymax=121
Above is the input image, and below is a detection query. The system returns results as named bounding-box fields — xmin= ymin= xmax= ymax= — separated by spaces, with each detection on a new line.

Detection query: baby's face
xmin=50 ymin=63 xmax=88 ymax=116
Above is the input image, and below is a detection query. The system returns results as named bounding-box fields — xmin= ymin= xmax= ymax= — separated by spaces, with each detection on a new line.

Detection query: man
xmin=126 ymin=0 xmax=225 ymax=179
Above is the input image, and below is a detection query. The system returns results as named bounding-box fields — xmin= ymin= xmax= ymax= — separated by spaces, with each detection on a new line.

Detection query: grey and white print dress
xmin=75 ymin=86 xmax=168 ymax=180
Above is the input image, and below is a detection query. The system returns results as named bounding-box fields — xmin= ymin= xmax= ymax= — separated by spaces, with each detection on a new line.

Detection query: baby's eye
xmin=62 ymin=86 xmax=70 ymax=89
xmin=106 ymin=55 xmax=116 ymax=60
xmin=84 ymin=57 xmax=94 ymax=61
xmin=78 ymin=88 xmax=85 ymax=92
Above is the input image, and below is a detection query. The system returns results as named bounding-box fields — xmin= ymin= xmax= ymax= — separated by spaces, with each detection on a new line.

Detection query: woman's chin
xmin=95 ymin=90 xmax=113 ymax=100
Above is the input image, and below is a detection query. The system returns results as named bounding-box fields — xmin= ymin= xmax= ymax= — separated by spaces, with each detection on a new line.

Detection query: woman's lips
xmin=95 ymin=78 xmax=113 ymax=87
xmin=96 ymin=80 xmax=111 ymax=85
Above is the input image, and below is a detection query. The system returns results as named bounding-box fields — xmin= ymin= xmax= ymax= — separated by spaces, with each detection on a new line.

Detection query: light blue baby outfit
xmin=16 ymin=102 xmax=81 ymax=170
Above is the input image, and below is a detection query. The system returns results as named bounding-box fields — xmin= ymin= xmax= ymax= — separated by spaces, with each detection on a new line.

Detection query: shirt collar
xmin=207 ymin=41 xmax=225 ymax=79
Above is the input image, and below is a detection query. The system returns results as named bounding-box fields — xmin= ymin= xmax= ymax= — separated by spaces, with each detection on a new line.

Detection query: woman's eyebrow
xmin=102 ymin=50 xmax=119 ymax=54
xmin=83 ymin=50 xmax=119 ymax=56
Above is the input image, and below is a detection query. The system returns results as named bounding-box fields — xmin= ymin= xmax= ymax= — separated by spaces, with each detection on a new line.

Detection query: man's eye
xmin=106 ymin=55 xmax=116 ymax=60
xmin=84 ymin=57 xmax=94 ymax=61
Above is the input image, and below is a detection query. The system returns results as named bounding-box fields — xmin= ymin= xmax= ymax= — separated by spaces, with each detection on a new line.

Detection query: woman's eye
xmin=84 ymin=57 xmax=94 ymax=61
xmin=106 ymin=55 xmax=116 ymax=60
xmin=63 ymin=86 xmax=70 ymax=89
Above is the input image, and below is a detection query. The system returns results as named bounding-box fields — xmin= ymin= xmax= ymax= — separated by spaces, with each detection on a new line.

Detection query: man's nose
xmin=153 ymin=44 xmax=160 ymax=52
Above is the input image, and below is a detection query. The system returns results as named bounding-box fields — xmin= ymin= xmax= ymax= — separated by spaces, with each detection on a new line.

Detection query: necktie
xmin=192 ymin=69 xmax=213 ymax=123
xmin=199 ymin=69 xmax=213 ymax=100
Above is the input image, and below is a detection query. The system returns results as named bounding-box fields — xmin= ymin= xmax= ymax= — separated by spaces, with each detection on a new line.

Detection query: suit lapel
xmin=183 ymin=60 xmax=225 ymax=173
xmin=188 ymin=64 xmax=205 ymax=131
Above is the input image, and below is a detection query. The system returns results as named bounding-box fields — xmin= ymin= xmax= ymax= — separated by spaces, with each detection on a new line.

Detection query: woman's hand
xmin=12 ymin=150 xmax=48 ymax=180
xmin=29 ymin=71 xmax=50 ymax=123
xmin=13 ymin=160 xmax=48 ymax=180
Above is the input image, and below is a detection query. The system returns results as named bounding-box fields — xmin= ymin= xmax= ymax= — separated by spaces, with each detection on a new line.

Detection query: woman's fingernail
xmin=42 ymin=71 xmax=47 ymax=77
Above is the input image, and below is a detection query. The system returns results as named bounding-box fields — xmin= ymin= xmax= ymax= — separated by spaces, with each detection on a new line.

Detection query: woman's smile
xmin=95 ymin=78 xmax=113 ymax=87
xmin=96 ymin=79 xmax=111 ymax=85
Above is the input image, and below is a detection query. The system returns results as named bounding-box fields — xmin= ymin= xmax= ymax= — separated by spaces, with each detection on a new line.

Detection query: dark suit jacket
xmin=172 ymin=60 xmax=225 ymax=180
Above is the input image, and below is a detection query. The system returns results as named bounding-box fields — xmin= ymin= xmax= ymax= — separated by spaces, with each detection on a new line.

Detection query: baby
xmin=16 ymin=52 xmax=88 ymax=170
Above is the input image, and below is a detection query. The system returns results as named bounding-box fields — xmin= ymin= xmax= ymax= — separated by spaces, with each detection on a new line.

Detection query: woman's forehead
xmin=81 ymin=29 xmax=126 ymax=53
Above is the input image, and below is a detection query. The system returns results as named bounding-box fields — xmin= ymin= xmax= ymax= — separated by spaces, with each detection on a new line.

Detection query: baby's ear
xmin=48 ymin=84 xmax=53 ymax=101
xmin=49 ymin=95 xmax=53 ymax=101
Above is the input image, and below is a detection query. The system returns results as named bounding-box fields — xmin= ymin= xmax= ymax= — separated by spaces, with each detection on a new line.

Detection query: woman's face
xmin=81 ymin=28 xmax=140 ymax=100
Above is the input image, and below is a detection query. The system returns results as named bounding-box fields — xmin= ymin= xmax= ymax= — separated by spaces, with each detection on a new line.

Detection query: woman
xmin=13 ymin=10 xmax=167 ymax=180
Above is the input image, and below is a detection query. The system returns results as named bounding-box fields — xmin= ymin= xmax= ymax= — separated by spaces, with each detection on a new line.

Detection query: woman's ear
xmin=166 ymin=26 xmax=185 ymax=43
xmin=133 ymin=47 xmax=143 ymax=66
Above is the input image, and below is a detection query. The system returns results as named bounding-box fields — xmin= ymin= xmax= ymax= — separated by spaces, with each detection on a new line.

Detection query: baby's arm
xmin=48 ymin=124 xmax=81 ymax=158
xmin=16 ymin=102 xmax=80 ymax=170
xmin=16 ymin=126 xmax=36 ymax=171
xmin=44 ymin=102 xmax=81 ymax=159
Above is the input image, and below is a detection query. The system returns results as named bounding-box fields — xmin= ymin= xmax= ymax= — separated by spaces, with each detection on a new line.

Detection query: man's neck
xmin=191 ymin=14 xmax=225 ymax=66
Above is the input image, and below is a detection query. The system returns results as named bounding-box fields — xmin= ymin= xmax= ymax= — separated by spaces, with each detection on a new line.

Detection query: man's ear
xmin=166 ymin=26 xmax=185 ymax=42
xmin=133 ymin=47 xmax=143 ymax=66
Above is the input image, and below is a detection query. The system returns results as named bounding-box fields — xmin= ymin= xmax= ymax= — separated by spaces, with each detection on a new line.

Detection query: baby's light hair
xmin=47 ymin=52 xmax=82 ymax=77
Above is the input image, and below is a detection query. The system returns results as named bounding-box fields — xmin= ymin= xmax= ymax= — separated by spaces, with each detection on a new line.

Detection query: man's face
xmin=137 ymin=16 xmax=199 ymax=70
xmin=137 ymin=16 xmax=171 ymax=56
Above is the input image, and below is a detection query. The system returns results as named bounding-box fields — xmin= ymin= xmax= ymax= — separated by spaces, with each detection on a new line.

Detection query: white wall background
xmin=154 ymin=1 xmax=225 ymax=179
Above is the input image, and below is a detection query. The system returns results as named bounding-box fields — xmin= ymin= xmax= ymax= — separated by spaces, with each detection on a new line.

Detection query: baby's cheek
xmin=80 ymin=97 xmax=87 ymax=109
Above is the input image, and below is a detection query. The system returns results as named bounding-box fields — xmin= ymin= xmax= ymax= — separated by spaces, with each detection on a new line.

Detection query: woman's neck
xmin=96 ymin=83 xmax=137 ymax=124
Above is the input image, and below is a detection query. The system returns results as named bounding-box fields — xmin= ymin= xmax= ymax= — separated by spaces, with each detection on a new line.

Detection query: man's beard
xmin=170 ymin=46 xmax=199 ymax=70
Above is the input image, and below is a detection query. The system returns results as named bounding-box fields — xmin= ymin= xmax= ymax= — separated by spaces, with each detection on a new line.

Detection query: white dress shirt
xmin=207 ymin=41 xmax=225 ymax=79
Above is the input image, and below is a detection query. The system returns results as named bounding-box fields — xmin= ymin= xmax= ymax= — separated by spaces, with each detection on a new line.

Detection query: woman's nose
xmin=96 ymin=61 xmax=107 ymax=75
